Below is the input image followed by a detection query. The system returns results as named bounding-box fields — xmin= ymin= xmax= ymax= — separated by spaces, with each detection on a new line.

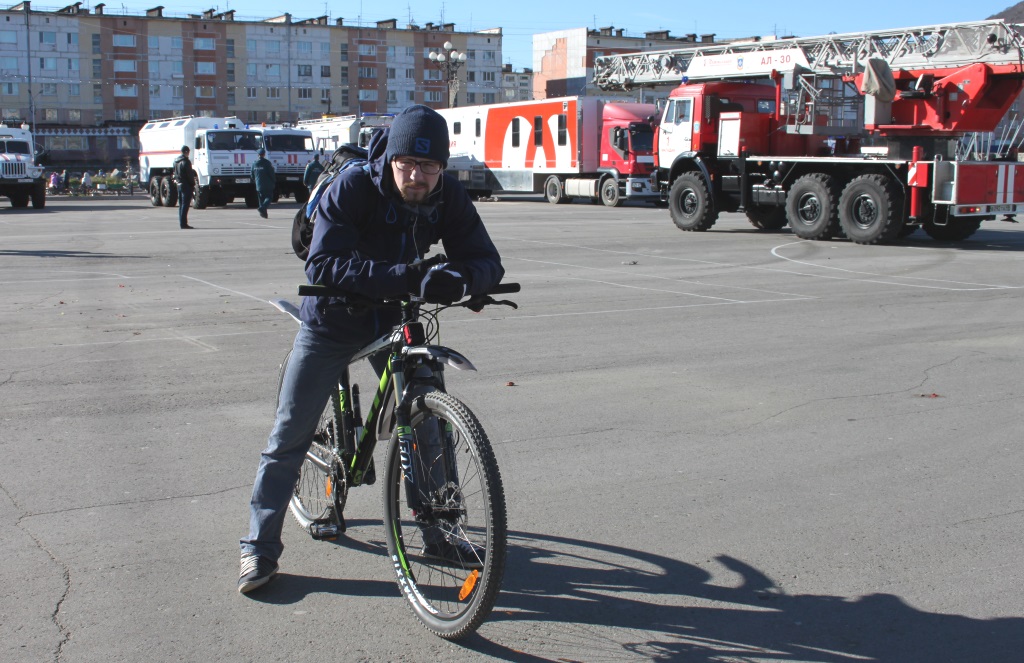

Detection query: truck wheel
xmin=244 ymin=193 xmax=259 ymax=208
xmin=160 ymin=177 xmax=178 ymax=207
xmin=668 ymin=172 xmax=717 ymax=231
xmin=786 ymin=173 xmax=840 ymax=239
xmin=544 ymin=176 xmax=569 ymax=204
xmin=192 ymin=182 xmax=209 ymax=209
xmin=746 ymin=206 xmax=787 ymax=230
xmin=838 ymin=174 xmax=903 ymax=245
xmin=922 ymin=218 xmax=982 ymax=241
xmin=294 ymin=187 xmax=310 ymax=205
xmin=10 ymin=192 xmax=30 ymax=208
xmin=600 ymin=178 xmax=623 ymax=207
xmin=150 ymin=180 xmax=163 ymax=206
xmin=32 ymin=180 xmax=46 ymax=209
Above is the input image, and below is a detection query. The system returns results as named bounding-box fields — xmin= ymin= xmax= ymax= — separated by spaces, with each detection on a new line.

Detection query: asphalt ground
xmin=2 ymin=194 xmax=1023 ymax=662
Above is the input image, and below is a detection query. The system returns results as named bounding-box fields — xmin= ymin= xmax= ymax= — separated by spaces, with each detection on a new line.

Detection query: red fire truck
xmin=438 ymin=96 xmax=660 ymax=206
xmin=594 ymin=20 xmax=1024 ymax=243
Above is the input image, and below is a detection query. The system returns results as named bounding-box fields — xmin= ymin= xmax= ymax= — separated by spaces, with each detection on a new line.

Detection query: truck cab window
xmin=757 ymin=99 xmax=776 ymax=114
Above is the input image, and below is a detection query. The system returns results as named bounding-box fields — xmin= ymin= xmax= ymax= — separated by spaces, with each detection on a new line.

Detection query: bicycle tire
xmin=281 ymin=349 xmax=345 ymax=530
xmin=382 ymin=389 xmax=507 ymax=640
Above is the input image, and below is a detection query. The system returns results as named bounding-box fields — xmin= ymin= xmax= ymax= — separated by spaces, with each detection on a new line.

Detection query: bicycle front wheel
xmin=383 ymin=389 xmax=507 ymax=640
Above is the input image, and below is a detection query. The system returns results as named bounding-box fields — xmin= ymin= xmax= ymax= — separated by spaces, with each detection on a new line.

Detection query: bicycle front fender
xmin=404 ymin=346 xmax=477 ymax=372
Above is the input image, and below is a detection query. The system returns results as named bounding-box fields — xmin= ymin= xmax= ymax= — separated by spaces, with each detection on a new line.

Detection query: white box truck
xmin=256 ymin=124 xmax=316 ymax=204
xmin=0 ymin=122 xmax=45 ymax=209
xmin=139 ymin=116 xmax=263 ymax=209
xmin=297 ymin=113 xmax=393 ymax=155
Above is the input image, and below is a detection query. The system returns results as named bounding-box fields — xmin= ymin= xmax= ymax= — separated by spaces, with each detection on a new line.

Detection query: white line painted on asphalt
xmin=565 ymin=277 xmax=745 ymax=302
xmin=769 ymin=241 xmax=1021 ymax=291
xmin=3 ymin=328 xmax=281 ymax=352
xmin=180 ymin=275 xmax=268 ymax=302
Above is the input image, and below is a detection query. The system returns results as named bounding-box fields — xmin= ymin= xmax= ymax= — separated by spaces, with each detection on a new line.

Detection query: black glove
xmin=411 ymin=262 xmax=469 ymax=304
xmin=405 ymin=255 xmax=446 ymax=292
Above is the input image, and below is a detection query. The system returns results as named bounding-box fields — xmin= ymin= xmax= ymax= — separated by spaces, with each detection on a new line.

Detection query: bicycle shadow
xmin=460 ymin=530 xmax=1024 ymax=662
xmin=242 ymin=524 xmax=1023 ymax=661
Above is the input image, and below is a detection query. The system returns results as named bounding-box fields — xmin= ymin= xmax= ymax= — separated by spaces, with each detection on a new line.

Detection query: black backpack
xmin=291 ymin=143 xmax=369 ymax=260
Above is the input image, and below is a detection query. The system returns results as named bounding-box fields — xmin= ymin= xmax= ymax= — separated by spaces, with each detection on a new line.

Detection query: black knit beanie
xmin=384 ymin=105 xmax=450 ymax=167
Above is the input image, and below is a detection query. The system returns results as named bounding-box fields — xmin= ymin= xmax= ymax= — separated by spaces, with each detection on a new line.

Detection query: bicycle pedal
xmin=309 ymin=523 xmax=340 ymax=540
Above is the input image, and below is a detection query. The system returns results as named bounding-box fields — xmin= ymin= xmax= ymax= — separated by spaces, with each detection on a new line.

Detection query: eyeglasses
xmin=393 ymin=158 xmax=443 ymax=175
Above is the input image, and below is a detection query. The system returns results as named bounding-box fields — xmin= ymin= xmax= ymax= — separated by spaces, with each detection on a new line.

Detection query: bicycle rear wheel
xmin=382 ymin=389 xmax=507 ymax=640
xmin=281 ymin=349 xmax=346 ymax=530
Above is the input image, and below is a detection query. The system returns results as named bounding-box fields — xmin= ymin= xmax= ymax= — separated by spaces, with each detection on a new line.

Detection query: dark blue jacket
xmin=299 ymin=129 xmax=504 ymax=344
xmin=251 ymin=157 xmax=275 ymax=193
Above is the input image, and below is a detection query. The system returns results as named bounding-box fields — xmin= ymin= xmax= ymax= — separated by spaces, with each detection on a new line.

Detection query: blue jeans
xmin=178 ymin=186 xmax=192 ymax=227
xmin=241 ymin=325 xmax=365 ymax=562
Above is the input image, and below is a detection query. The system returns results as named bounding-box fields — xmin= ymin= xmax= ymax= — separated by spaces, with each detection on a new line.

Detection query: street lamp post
xmin=428 ymin=41 xmax=467 ymax=108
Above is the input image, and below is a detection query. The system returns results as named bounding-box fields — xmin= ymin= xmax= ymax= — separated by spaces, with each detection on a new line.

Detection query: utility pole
xmin=15 ymin=1 xmax=36 ymax=135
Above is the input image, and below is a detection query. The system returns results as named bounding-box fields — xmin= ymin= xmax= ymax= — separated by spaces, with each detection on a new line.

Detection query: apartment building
xmin=0 ymin=2 xmax=503 ymax=164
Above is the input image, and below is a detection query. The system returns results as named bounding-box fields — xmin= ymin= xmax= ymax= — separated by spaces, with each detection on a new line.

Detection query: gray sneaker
xmin=238 ymin=553 xmax=278 ymax=593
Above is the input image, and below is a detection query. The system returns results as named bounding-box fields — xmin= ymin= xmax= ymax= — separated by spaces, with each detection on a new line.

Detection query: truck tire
xmin=150 ymin=180 xmax=163 ymax=206
xmin=294 ymin=187 xmax=310 ymax=205
xmin=32 ymin=180 xmax=46 ymax=209
xmin=922 ymin=218 xmax=982 ymax=241
xmin=192 ymin=177 xmax=209 ymax=209
xmin=544 ymin=176 xmax=569 ymax=204
xmin=746 ymin=206 xmax=787 ymax=230
xmin=668 ymin=172 xmax=717 ymax=231
xmin=786 ymin=173 xmax=840 ymax=240
xmin=160 ymin=177 xmax=177 ymax=207
xmin=600 ymin=177 xmax=623 ymax=207
xmin=838 ymin=174 xmax=903 ymax=245
xmin=10 ymin=192 xmax=30 ymax=208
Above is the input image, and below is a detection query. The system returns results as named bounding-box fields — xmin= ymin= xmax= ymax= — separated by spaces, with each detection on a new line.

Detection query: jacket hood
xmin=366 ymin=127 xmax=444 ymax=215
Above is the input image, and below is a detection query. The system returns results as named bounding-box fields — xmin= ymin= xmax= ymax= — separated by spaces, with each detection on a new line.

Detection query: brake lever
xmin=467 ymin=296 xmax=518 ymax=312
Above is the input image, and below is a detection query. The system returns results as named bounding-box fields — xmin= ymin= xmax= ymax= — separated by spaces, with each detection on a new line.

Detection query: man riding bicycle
xmin=239 ymin=105 xmax=505 ymax=593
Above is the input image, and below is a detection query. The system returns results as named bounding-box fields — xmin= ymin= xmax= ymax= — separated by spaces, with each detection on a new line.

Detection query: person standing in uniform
xmin=173 ymin=145 xmax=195 ymax=229
xmin=251 ymin=148 xmax=276 ymax=219
xmin=302 ymin=153 xmax=325 ymax=195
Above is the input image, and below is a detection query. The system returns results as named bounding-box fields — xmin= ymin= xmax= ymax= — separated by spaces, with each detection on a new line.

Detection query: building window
xmin=320 ymin=65 xmax=330 ymax=78
xmin=296 ymin=41 xmax=312 ymax=55
xmin=42 ymin=108 xmax=58 ymax=121
xmin=115 ymin=84 xmax=138 ymax=97
xmin=466 ymin=50 xmax=476 ymax=60
xmin=482 ymin=50 xmax=496 ymax=62
xmin=297 ymin=64 xmax=312 ymax=77
xmin=113 ymin=59 xmax=136 ymax=72
xmin=267 ymin=87 xmax=281 ymax=99
xmin=482 ymin=71 xmax=495 ymax=83
xmin=226 ymin=38 xmax=235 ymax=58
xmin=196 ymin=86 xmax=215 ymax=98
xmin=358 ymin=89 xmax=378 ymax=101
xmin=405 ymin=46 xmax=415 ymax=57
xmin=172 ymin=61 xmax=183 ymax=75
xmin=68 ymin=109 xmax=81 ymax=121
xmin=406 ymin=90 xmax=415 ymax=102
xmin=340 ymin=67 xmax=348 ymax=83
xmin=247 ymin=39 xmax=256 ymax=53
xmin=340 ymin=89 xmax=349 ymax=107
xmin=69 ymin=84 xmax=80 ymax=97
xmin=247 ymin=63 xmax=256 ymax=77
xmin=0 ymin=31 xmax=16 ymax=44
xmin=339 ymin=44 xmax=348 ymax=61
xmin=267 ymin=40 xmax=281 ymax=54
xmin=92 ymin=33 xmax=101 ymax=54
xmin=265 ymin=63 xmax=281 ymax=78
xmin=226 ymin=62 xmax=235 ymax=82
xmin=194 ymin=37 xmax=215 ymax=50
xmin=466 ymin=92 xmax=476 ymax=104
xmin=358 ymin=67 xmax=376 ymax=78
xmin=1 ymin=83 xmax=18 ymax=95
xmin=320 ymin=88 xmax=331 ymax=101
xmin=246 ymin=87 xmax=257 ymax=99
xmin=358 ymin=44 xmax=376 ymax=56
xmin=39 ymin=31 xmax=57 ymax=45
xmin=425 ymin=91 xmax=442 ymax=103
xmin=67 ymin=57 xmax=79 ymax=72
xmin=149 ymin=60 xmax=159 ymax=76
xmin=0 ymin=56 xmax=16 ymax=71
xmin=386 ymin=68 xmax=395 ymax=80
xmin=297 ymin=88 xmax=312 ymax=99
xmin=405 ymin=68 xmax=415 ymax=79
xmin=195 ymin=61 xmax=216 ymax=75
xmin=387 ymin=90 xmax=397 ymax=103
xmin=39 ymin=57 xmax=57 ymax=71
xmin=172 ymin=85 xmax=183 ymax=99
xmin=114 ymin=108 xmax=139 ymax=121
xmin=171 ymin=37 xmax=182 ymax=50
xmin=112 ymin=34 xmax=135 ymax=47
xmin=227 ymin=88 xmax=236 ymax=104
xmin=466 ymin=71 xmax=475 ymax=83
xmin=483 ymin=92 xmax=496 ymax=104
xmin=92 ymin=59 xmax=102 ymax=78
xmin=150 ymin=84 xmax=160 ymax=96
xmin=148 ymin=35 xmax=158 ymax=49
xmin=93 ymin=83 xmax=102 ymax=103
xmin=321 ymin=42 xmax=331 ymax=57
xmin=425 ymin=69 xmax=442 ymax=81
xmin=41 ymin=83 xmax=57 ymax=96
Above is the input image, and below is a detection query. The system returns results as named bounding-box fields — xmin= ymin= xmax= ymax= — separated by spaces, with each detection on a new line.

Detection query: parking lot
xmin=2 ymin=195 xmax=1023 ymax=661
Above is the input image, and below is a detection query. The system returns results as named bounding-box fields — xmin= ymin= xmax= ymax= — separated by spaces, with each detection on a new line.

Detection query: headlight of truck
xmin=27 ymin=165 xmax=44 ymax=178
xmin=213 ymin=166 xmax=221 ymax=175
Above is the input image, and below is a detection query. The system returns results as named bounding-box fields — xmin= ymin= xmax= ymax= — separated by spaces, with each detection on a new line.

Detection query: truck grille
xmin=1 ymin=162 xmax=27 ymax=177
xmin=219 ymin=166 xmax=250 ymax=175
xmin=277 ymin=164 xmax=305 ymax=174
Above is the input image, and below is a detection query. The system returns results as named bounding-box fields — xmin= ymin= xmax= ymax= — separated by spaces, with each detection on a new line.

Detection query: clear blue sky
xmin=73 ymin=0 xmax=1017 ymax=69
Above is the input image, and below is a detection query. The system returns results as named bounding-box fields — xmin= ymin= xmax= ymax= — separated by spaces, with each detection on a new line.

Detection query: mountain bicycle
xmin=270 ymin=279 xmax=519 ymax=640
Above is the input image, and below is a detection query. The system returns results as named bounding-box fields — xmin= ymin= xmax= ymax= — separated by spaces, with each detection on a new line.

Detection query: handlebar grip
xmin=297 ymin=284 xmax=336 ymax=297
xmin=489 ymin=282 xmax=520 ymax=295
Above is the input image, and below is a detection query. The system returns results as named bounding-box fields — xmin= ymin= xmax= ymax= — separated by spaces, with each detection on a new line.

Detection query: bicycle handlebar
xmin=297 ymin=281 xmax=520 ymax=304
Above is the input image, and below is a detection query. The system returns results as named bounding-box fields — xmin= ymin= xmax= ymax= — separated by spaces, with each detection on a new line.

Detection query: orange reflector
xmin=459 ymin=570 xmax=479 ymax=601
xmin=326 ymin=478 xmax=333 ymax=497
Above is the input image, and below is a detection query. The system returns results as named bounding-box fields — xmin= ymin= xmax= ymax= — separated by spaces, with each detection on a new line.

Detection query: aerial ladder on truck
xmin=593 ymin=20 xmax=1024 ymax=244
